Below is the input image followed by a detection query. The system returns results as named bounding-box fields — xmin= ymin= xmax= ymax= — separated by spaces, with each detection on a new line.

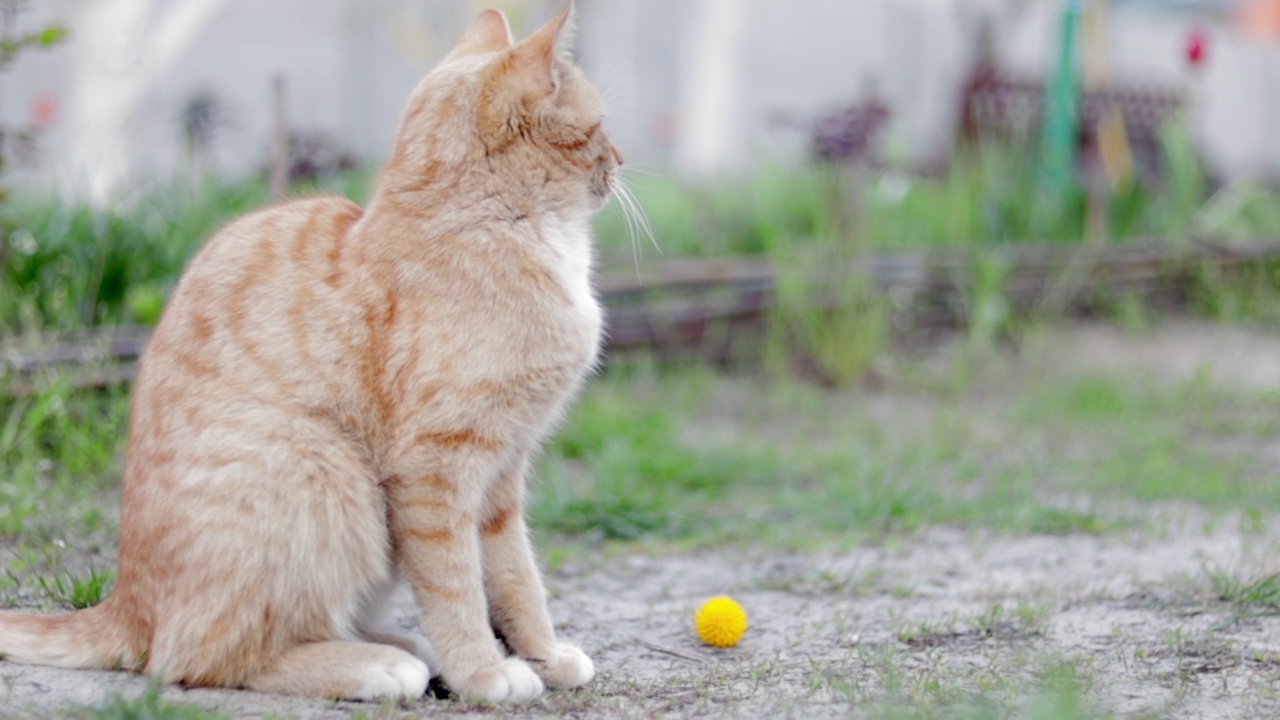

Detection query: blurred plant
xmin=0 ymin=379 xmax=130 ymax=536
xmin=963 ymin=248 xmax=1013 ymax=355
xmin=179 ymin=88 xmax=231 ymax=181
xmin=0 ymin=180 xmax=271 ymax=333
xmin=0 ymin=166 xmax=381 ymax=335
xmin=0 ymin=0 xmax=66 ymax=278
xmin=272 ymin=130 xmax=360 ymax=186
xmin=31 ymin=563 xmax=114 ymax=609
xmin=811 ymin=100 xmax=891 ymax=166
xmin=70 ymin=684 xmax=224 ymax=720
xmin=0 ymin=1 xmax=64 ymax=68
xmin=766 ymin=254 xmax=890 ymax=388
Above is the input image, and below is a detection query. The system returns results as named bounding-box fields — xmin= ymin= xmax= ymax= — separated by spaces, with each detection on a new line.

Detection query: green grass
xmin=532 ymin=365 xmax=766 ymax=540
xmin=0 ymin=380 xmax=129 ymax=539
xmin=1013 ymin=371 xmax=1280 ymax=509
xmin=522 ymin=343 xmax=1280 ymax=550
xmin=840 ymin=653 xmax=1122 ymax=720
xmin=0 ymin=332 xmax=1275 ymax=556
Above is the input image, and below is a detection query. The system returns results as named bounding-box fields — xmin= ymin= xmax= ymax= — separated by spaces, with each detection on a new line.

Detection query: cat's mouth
xmin=592 ymin=144 xmax=624 ymax=204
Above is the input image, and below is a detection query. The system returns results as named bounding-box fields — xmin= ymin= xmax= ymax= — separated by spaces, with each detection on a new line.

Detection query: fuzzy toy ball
xmin=695 ymin=596 xmax=748 ymax=648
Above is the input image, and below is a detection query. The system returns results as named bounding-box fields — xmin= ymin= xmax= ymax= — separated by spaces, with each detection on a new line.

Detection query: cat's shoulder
xmin=198 ymin=196 xmax=365 ymax=260
xmin=216 ymin=196 xmax=363 ymax=242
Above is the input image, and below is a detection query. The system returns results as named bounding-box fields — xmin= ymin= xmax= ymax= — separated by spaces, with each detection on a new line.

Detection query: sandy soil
xmin=3 ymin=321 xmax=1280 ymax=719
xmin=4 ymin=520 xmax=1278 ymax=719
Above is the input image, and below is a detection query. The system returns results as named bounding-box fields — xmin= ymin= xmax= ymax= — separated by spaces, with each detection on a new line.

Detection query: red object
xmin=1186 ymin=28 xmax=1208 ymax=67
xmin=31 ymin=93 xmax=58 ymax=129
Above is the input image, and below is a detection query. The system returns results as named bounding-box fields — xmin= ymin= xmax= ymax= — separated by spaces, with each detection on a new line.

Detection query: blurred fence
xmin=6 ymin=237 xmax=1280 ymax=393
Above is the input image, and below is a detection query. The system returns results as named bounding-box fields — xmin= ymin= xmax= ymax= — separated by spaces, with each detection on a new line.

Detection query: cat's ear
xmin=511 ymin=1 xmax=575 ymax=93
xmin=452 ymin=9 xmax=514 ymax=57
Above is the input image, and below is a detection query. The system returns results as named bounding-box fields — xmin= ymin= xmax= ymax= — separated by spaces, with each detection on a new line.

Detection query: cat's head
xmin=387 ymin=2 xmax=622 ymax=218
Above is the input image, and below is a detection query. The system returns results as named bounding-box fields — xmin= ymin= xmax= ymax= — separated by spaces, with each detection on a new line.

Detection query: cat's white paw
xmin=450 ymin=657 xmax=545 ymax=702
xmin=352 ymin=656 xmax=430 ymax=701
xmin=534 ymin=643 xmax=595 ymax=689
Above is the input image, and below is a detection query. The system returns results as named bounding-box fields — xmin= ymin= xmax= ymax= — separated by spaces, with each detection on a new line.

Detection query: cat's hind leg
xmin=354 ymin=583 xmax=441 ymax=678
xmin=136 ymin=411 xmax=399 ymax=691
xmin=245 ymin=640 xmax=428 ymax=701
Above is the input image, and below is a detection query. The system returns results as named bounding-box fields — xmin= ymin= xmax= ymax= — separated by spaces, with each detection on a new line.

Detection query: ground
xmin=3 ymin=320 xmax=1280 ymax=719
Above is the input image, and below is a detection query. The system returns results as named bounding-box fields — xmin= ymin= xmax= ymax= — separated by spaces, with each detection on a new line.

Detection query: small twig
xmin=632 ymin=637 xmax=705 ymax=664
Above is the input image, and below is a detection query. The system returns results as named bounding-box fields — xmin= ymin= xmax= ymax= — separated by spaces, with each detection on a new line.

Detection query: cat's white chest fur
xmin=541 ymin=215 xmax=603 ymax=349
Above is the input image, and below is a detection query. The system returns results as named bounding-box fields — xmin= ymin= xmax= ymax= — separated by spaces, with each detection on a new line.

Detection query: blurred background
xmin=7 ymin=0 xmax=1280 ymax=365
xmin=0 ymin=0 xmax=1276 ymax=191
xmin=5 ymin=0 xmax=1280 ymax=340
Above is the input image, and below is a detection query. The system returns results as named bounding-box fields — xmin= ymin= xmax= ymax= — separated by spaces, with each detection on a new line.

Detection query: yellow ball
xmin=695 ymin=596 xmax=748 ymax=648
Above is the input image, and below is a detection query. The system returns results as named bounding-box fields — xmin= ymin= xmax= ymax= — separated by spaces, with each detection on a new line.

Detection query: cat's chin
xmin=588 ymin=190 xmax=614 ymax=213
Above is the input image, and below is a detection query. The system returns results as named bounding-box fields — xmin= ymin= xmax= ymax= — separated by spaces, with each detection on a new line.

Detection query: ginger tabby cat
xmin=0 ymin=3 xmax=619 ymax=703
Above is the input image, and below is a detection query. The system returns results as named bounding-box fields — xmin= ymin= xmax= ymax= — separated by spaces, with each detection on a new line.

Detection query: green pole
xmin=1043 ymin=0 xmax=1082 ymax=194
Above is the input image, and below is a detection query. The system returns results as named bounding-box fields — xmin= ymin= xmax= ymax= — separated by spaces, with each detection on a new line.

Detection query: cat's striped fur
xmin=0 ymin=3 xmax=618 ymax=702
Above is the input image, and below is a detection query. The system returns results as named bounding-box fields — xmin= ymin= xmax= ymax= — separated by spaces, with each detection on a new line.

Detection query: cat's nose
xmin=610 ymin=144 xmax=624 ymax=166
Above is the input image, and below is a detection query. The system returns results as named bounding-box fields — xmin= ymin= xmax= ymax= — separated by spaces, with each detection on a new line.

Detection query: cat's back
xmin=179 ymin=196 xmax=363 ymax=301
xmin=135 ymin=196 xmax=369 ymax=416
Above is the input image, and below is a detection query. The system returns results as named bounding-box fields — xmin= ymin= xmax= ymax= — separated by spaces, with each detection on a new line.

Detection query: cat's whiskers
xmin=620 ymin=171 xmax=657 ymax=252
xmin=607 ymin=179 xmax=641 ymax=277
xmin=611 ymin=173 xmax=658 ymax=276
xmin=615 ymin=163 xmax=660 ymax=178
xmin=592 ymin=53 xmax=628 ymax=110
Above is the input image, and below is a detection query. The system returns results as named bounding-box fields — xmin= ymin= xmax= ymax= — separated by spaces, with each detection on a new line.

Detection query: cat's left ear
xmin=512 ymin=1 xmax=575 ymax=94
xmin=451 ymin=9 xmax=515 ymax=57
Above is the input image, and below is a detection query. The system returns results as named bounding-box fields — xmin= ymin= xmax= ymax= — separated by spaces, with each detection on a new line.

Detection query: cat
xmin=0 ymin=2 xmax=621 ymax=703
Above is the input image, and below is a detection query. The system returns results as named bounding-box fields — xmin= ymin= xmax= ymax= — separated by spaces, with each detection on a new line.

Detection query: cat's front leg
xmin=382 ymin=469 xmax=544 ymax=702
xmin=481 ymin=453 xmax=595 ymax=689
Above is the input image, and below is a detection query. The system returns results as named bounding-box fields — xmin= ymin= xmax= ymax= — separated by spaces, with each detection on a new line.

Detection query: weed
xmin=971 ymin=604 xmax=1007 ymax=636
xmin=765 ymin=256 xmax=891 ymax=387
xmin=1207 ymin=568 xmax=1280 ymax=614
xmin=32 ymin=564 xmax=114 ymax=609
xmin=895 ymin=604 xmax=1045 ymax=651
xmin=1015 ymin=602 xmax=1051 ymax=632
xmin=962 ymin=248 xmax=1014 ymax=354
xmin=1021 ymin=663 xmax=1108 ymax=720
xmin=66 ymin=685 xmax=223 ymax=720
xmin=896 ymin=616 xmax=959 ymax=647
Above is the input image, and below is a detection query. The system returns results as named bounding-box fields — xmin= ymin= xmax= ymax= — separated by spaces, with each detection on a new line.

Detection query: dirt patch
xmin=2 ymin=517 xmax=1278 ymax=719
xmin=1044 ymin=320 xmax=1280 ymax=391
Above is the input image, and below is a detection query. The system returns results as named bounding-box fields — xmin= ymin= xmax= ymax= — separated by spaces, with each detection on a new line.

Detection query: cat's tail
xmin=0 ymin=596 xmax=138 ymax=670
